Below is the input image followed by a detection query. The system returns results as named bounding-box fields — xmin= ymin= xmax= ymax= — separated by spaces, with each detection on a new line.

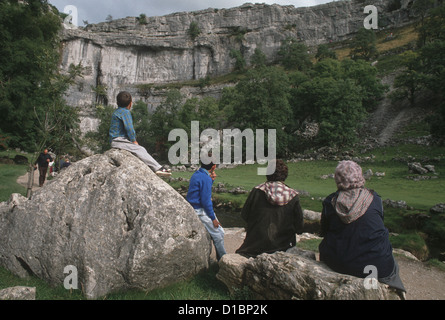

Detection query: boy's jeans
xmin=194 ymin=208 xmax=226 ymax=260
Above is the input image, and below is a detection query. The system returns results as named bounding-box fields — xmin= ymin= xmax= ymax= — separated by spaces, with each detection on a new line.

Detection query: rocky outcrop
xmin=0 ymin=149 xmax=211 ymax=299
xmin=0 ymin=287 xmax=36 ymax=301
xmin=60 ymin=0 xmax=415 ymax=121
xmin=217 ymin=250 xmax=402 ymax=300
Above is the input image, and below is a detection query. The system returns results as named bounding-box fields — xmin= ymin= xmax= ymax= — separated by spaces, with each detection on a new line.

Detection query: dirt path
xmin=16 ymin=171 xmax=41 ymax=193
xmin=215 ymin=228 xmax=445 ymax=300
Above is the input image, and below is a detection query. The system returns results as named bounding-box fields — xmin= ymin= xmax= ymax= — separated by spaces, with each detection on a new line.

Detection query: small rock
xmin=430 ymin=203 xmax=445 ymax=214
xmin=408 ymin=162 xmax=428 ymax=174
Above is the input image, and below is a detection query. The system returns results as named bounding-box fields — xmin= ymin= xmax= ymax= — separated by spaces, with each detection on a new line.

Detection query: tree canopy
xmin=0 ymin=0 xmax=82 ymax=156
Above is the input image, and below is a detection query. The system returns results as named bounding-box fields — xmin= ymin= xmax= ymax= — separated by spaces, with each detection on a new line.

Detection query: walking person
xmin=34 ymin=148 xmax=52 ymax=187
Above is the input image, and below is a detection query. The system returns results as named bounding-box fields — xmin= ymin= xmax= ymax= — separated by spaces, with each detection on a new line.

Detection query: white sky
xmin=48 ymin=0 xmax=334 ymax=24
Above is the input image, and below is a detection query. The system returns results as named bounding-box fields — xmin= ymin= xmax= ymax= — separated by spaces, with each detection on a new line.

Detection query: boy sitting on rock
xmin=109 ymin=91 xmax=171 ymax=177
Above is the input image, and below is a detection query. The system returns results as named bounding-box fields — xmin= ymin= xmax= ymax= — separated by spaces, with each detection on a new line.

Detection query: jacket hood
xmin=332 ymin=188 xmax=374 ymax=224
xmin=256 ymin=181 xmax=298 ymax=206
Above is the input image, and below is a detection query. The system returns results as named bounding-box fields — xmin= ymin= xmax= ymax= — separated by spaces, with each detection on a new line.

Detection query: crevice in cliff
xmin=15 ymin=256 xmax=36 ymax=278
xmin=94 ymin=58 xmax=108 ymax=106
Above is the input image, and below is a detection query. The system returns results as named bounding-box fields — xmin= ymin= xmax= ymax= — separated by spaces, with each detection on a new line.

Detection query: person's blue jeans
xmin=194 ymin=208 xmax=226 ymax=260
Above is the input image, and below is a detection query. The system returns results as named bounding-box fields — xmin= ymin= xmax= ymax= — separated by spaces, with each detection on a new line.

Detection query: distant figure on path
xmin=34 ymin=148 xmax=52 ymax=187
xmin=61 ymin=158 xmax=71 ymax=170
xmin=319 ymin=160 xmax=406 ymax=298
xmin=109 ymin=91 xmax=171 ymax=177
xmin=236 ymin=159 xmax=304 ymax=258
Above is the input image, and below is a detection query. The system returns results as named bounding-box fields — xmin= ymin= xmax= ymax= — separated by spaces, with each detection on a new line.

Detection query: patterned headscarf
xmin=334 ymin=160 xmax=366 ymax=191
xmin=332 ymin=161 xmax=374 ymax=224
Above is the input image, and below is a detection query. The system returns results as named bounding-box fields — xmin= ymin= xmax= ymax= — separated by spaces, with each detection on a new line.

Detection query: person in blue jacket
xmin=319 ymin=160 xmax=406 ymax=298
xmin=187 ymin=159 xmax=226 ymax=261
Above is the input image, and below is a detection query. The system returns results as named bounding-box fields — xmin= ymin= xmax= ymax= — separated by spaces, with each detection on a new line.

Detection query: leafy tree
xmin=340 ymin=59 xmax=387 ymax=111
xmin=137 ymin=13 xmax=148 ymax=25
xmin=179 ymin=97 xmax=223 ymax=131
xmin=148 ymin=89 xmax=184 ymax=159
xmin=277 ymin=37 xmax=312 ymax=71
xmin=250 ymin=48 xmax=267 ymax=68
xmin=0 ymin=0 xmax=87 ymax=164
xmin=84 ymin=104 xmax=114 ymax=154
xmin=220 ymin=66 xmax=292 ymax=157
xmin=350 ymin=28 xmax=378 ymax=61
xmin=414 ymin=2 xmax=445 ymax=139
xmin=289 ymin=58 xmax=384 ymax=148
xmin=229 ymin=49 xmax=246 ymax=71
xmin=188 ymin=21 xmax=201 ymax=41
xmin=315 ymin=44 xmax=337 ymax=61
xmin=392 ymin=51 xmax=424 ymax=106
xmin=413 ymin=0 xmax=436 ymax=47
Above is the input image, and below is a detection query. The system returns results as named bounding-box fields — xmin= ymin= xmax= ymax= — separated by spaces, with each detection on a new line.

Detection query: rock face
xmin=60 ymin=0 xmax=414 ymax=126
xmin=0 ymin=149 xmax=211 ymax=299
xmin=217 ymin=251 xmax=401 ymax=300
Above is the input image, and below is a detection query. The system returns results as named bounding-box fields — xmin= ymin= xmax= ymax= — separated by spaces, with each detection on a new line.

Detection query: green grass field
xmin=172 ymin=144 xmax=445 ymax=211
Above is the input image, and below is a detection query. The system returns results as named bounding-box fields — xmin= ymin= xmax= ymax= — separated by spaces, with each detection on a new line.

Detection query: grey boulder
xmin=0 ymin=149 xmax=211 ymax=299
xmin=217 ymin=251 xmax=402 ymax=300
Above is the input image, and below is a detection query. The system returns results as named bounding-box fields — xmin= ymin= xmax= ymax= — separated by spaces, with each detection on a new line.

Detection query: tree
xmin=277 ymin=37 xmax=312 ymax=71
xmin=148 ymin=89 xmax=184 ymax=159
xmin=229 ymin=49 xmax=246 ymax=71
xmin=179 ymin=97 xmax=223 ymax=131
xmin=251 ymin=48 xmax=267 ymax=68
xmin=415 ymin=2 xmax=445 ymax=139
xmin=392 ymin=50 xmax=424 ymax=106
xmin=220 ymin=66 xmax=292 ymax=157
xmin=315 ymin=44 xmax=337 ymax=61
xmin=350 ymin=28 xmax=378 ymax=61
xmin=188 ymin=21 xmax=201 ymax=41
xmin=289 ymin=58 xmax=384 ymax=148
xmin=413 ymin=0 xmax=436 ymax=47
xmin=0 ymin=0 xmax=64 ymax=151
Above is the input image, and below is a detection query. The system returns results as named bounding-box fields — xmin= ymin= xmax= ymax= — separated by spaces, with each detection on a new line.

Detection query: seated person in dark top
xmin=319 ymin=160 xmax=406 ymax=297
xmin=236 ymin=159 xmax=304 ymax=258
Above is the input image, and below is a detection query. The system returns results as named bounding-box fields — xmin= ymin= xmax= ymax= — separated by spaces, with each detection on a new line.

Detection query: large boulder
xmin=0 ymin=149 xmax=211 ymax=299
xmin=217 ymin=251 xmax=402 ymax=300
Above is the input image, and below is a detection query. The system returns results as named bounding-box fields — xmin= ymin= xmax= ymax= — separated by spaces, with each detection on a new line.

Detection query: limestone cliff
xmin=60 ymin=0 xmax=414 ymax=131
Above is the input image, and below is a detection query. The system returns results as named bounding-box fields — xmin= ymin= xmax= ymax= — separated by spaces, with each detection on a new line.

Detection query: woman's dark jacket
xmin=319 ymin=190 xmax=395 ymax=278
xmin=236 ymin=184 xmax=304 ymax=258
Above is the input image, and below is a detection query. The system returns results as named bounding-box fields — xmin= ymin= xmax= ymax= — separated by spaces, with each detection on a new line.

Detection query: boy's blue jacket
xmin=186 ymin=168 xmax=216 ymax=221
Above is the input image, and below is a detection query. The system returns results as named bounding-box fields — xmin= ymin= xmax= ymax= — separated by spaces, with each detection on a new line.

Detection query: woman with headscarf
xmin=319 ymin=160 xmax=406 ymax=296
xmin=236 ymin=160 xmax=304 ymax=258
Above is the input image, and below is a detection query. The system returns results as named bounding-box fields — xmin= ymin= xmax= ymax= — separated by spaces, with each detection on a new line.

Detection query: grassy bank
xmin=0 ymin=164 xmax=27 ymax=202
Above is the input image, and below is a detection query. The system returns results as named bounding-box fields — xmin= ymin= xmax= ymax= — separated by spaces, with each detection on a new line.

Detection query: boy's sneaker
xmin=155 ymin=167 xmax=172 ymax=176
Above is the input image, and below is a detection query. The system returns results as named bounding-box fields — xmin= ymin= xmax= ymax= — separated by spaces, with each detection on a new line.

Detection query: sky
xmin=48 ymin=0 xmax=334 ymax=25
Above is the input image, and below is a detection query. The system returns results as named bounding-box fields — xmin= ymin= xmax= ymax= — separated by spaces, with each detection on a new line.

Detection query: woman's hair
xmin=117 ymin=91 xmax=132 ymax=108
xmin=334 ymin=160 xmax=366 ymax=191
xmin=266 ymin=159 xmax=288 ymax=182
